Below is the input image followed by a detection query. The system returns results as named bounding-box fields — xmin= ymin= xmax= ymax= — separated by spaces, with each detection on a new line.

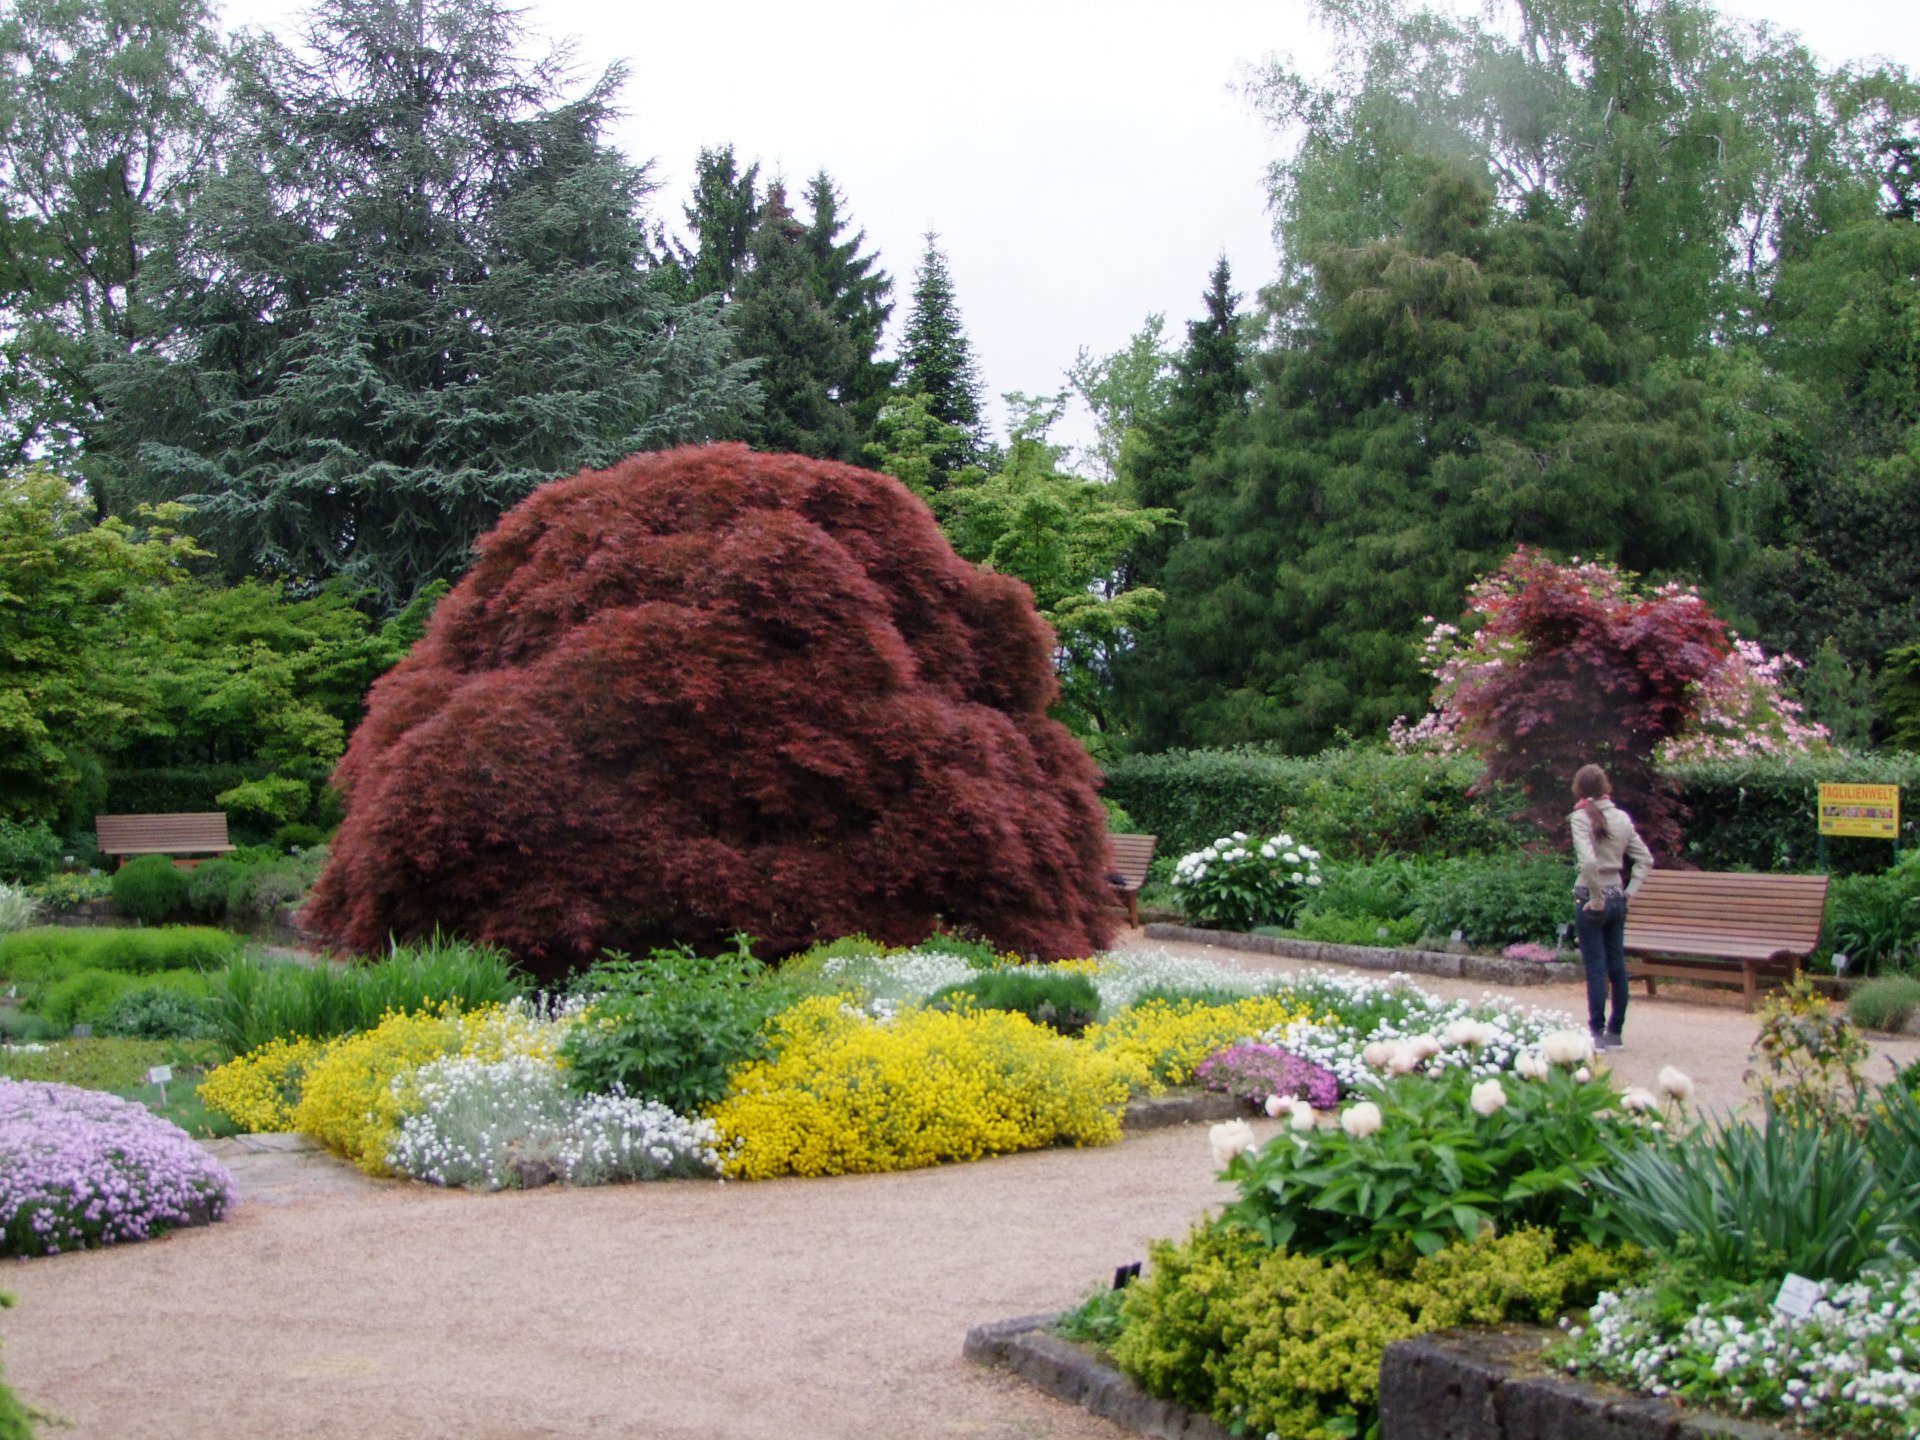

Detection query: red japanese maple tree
xmin=302 ymin=444 xmax=1117 ymax=975
xmin=1413 ymin=547 xmax=1731 ymax=856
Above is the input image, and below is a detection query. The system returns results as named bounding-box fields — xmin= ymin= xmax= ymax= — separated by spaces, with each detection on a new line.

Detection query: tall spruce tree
xmin=1115 ymin=256 xmax=1250 ymax=587
xmin=729 ymin=183 xmax=860 ymax=461
xmin=672 ymin=144 xmax=759 ymax=303
xmin=91 ymin=0 xmax=757 ymax=609
xmin=897 ymin=232 xmax=987 ymax=481
xmin=1127 ymin=177 xmax=1729 ymax=753
xmin=802 ymin=171 xmax=895 ymax=442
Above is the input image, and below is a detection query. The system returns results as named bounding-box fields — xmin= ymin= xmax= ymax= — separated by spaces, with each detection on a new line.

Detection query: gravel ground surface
xmin=5 ymin=931 xmax=1916 ymax=1440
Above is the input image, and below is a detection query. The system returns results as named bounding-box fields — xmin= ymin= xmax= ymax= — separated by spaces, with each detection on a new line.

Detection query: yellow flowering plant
xmin=710 ymin=995 xmax=1131 ymax=1179
xmin=197 ymin=1035 xmax=334 ymax=1132
xmin=1085 ymin=995 xmax=1317 ymax=1092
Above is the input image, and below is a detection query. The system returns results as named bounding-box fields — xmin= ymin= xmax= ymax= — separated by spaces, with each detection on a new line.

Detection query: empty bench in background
xmin=1623 ymin=870 xmax=1830 ymax=1011
xmin=94 ymin=812 xmax=237 ymax=869
xmin=1106 ymin=832 xmax=1158 ymax=927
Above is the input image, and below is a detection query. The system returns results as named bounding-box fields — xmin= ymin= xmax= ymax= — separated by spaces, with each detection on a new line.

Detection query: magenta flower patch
xmin=1 ymin=1080 xmax=237 ymax=1258
xmin=1194 ymin=1043 xmax=1340 ymax=1110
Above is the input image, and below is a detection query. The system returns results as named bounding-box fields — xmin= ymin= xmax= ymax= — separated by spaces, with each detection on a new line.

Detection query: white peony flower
xmin=1470 ymin=1078 xmax=1508 ymax=1116
xmin=1288 ymin=1100 xmax=1317 ymax=1132
xmin=1514 ymin=1052 xmax=1549 ymax=1081
xmin=1209 ymin=1119 xmax=1257 ymax=1168
xmin=1621 ymin=1087 xmax=1658 ymax=1114
xmin=1541 ymin=1029 xmax=1594 ymax=1066
xmin=1362 ymin=1040 xmax=1397 ymax=1070
xmin=1264 ymin=1093 xmax=1287 ymax=1118
xmin=1387 ymin=1044 xmax=1420 ymax=1076
xmin=1408 ymin=1034 xmax=1443 ymax=1061
xmin=1340 ymin=1101 xmax=1384 ymax=1138
xmin=1657 ymin=1066 xmax=1695 ymax=1104
xmin=1574 ymin=1066 xmax=1592 ymax=1083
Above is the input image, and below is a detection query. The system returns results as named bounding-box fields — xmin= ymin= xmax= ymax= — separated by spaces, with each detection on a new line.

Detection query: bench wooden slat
xmin=95 ymin=812 xmax=236 ymax=861
xmin=1104 ymin=831 xmax=1158 ymax=926
xmin=1621 ymin=870 xmax=1828 ymax=1010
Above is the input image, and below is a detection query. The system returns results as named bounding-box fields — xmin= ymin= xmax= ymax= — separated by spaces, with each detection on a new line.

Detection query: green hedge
xmin=1665 ymin=753 xmax=1920 ymax=876
xmin=101 ymin=764 xmax=276 ymax=819
xmin=1108 ymin=746 xmax=1918 ymax=877
xmin=1101 ymin=747 xmax=1522 ymax=861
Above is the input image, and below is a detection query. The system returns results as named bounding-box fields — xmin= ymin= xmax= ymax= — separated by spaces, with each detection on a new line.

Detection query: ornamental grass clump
xmin=386 ymin=1055 xmax=719 ymax=1189
xmin=710 ymin=995 xmax=1130 ymax=1179
xmin=1171 ymin=832 xmax=1323 ymax=930
xmin=0 ymin=1080 xmax=237 ymax=1257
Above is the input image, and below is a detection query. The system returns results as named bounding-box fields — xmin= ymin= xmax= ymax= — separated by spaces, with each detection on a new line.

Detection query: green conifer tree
xmin=897 ymin=232 xmax=987 ymax=482
xmin=802 ymin=170 xmax=895 ymax=443
xmin=672 ymin=144 xmax=760 ymax=303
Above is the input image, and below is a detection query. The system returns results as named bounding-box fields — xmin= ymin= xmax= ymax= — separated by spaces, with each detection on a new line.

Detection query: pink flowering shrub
xmin=1194 ymin=1043 xmax=1340 ymax=1109
xmin=0 ymin=1080 xmax=237 ymax=1258
xmin=1389 ymin=549 xmax=1828 ymax=852
xmin=1502 ymin=942 xmax=1561 ymax=965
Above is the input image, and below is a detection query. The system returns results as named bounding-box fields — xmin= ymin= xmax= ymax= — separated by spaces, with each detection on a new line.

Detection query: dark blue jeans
xmin=1575 ymin=889 xmax=1629 ymax=1037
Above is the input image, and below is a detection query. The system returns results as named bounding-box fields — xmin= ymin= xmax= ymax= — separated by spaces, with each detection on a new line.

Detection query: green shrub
xmin=1849 ymin=976 xmax=1920 ymax=1032
xmin=0 ymin=1010 xmax=61 ymax=1044
xmin=270 ymin=822 xmax=329 ymax=853
xmin=1286 ymin=912 xmax=1425 ymax=948
xmin=110 ymin=855 xmax=190 ymax=925
xmin=101 ymin=763 xmax=274 ymax=817
xmin=1105 ymin=1222 xmax=1635 ymax=1440
xmin=184 ymin=859 xmax=237 ymax=920
xmin=1411 ymin=855 xmax=1568 ymax=947
xmin=36 ymin=969 xmax=138 ymax=1029
xmin=928 ymin=968 xmax=1102 ymax=1036
xmin=1302 ymin=856 xmax=1431 ymax=921
xmin=0 ymin=1292 xmax=33 ymax=1440
xmin=207 ymin=936 xmax=525 ymax=1053
xmin=97 ymin=987 xmax=219 ymax=1041
xmin=25 ymin=873 xmax=110 ymax=912
xmin=1824 ymin=850 xmax=1920 ymax=973
xmin=0 ymin=885 xmax=38 ymax=936
xmin=0 ymin=926 xmax=242 ymax=983
xmin=1223 ymin=1067 xmax=1629 ymax=1261
xmin=1102 ymin=747 xmax=1522 ymax=861
xmin=560 ymin=944 xmax=789 ymax=1113
xmin=0 ymin=819 xmax=60 ymax=884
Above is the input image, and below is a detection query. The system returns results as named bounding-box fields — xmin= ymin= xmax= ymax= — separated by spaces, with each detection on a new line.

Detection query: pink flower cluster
xmin=1194 ymin=1042 xmax=1341 ymax=1109
xmin=1391 ymin=564 xmax=1828 ymax=761
xmin=1 ymin=1080 xmax=237 ymax=1258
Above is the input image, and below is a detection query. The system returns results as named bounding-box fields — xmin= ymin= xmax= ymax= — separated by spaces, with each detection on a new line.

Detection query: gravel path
xmin=5 ymin=932 xmax=1916 ymax=1440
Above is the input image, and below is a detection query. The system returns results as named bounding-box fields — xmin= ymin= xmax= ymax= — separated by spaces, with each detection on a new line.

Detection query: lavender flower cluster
xmin=1 ymin=1080 xmax=237 ymax=1258
xmin=1193 ymin=1042 xmax=1340 ymax=1109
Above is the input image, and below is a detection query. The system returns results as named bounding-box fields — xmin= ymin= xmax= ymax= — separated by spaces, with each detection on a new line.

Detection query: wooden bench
xmin=1106 ymin=832 xmax=1158 ymax=926
xmin=95 ymin=813 xmax=236 ymax=869
xmin=1623 ymin=871 xmax=1829 ymax=1010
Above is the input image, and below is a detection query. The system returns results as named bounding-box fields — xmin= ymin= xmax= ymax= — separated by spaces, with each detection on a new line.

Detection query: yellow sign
xmin=1817 ymin=783 xmax=1901 ymax=840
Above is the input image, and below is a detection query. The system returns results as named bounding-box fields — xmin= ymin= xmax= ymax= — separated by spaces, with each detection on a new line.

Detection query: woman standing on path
xmin=1570 ymin=764 xmax=1655 ymax=1050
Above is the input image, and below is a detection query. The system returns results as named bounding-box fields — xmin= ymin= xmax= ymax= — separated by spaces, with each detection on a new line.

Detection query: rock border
xmin=1144 ymin=922 xmax=1581 ymax=988
xmin=963 ymin=1313 xmax=1232 ymax=1440
xmin=1120 ymin=1089 xmax=1247 ymax=1131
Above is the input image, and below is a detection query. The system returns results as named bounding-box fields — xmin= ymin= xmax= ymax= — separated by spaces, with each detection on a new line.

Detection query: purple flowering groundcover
xmin=1193 ymin=1042 xmax=1340 ymax=1110
xmin=1 ymin=1080 xmax=238 ymax=1259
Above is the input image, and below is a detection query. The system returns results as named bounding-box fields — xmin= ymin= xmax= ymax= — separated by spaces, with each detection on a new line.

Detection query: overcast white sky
xmin=219 ymin=0 xmax=1919 ymax=452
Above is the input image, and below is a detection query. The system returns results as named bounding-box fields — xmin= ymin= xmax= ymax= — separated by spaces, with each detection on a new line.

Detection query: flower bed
xmin=0 ymin=1080 xmax=237 ymax=1257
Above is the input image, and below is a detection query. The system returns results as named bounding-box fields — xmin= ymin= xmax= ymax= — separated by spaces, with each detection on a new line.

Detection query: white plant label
xmin=1773 ymin=1273 xmax=1821 ymax=1320
xmin=147 ymin=1065 xmax=173 ymax=1086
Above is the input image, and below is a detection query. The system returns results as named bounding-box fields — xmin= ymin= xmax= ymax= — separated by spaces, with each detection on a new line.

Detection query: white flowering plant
xmin=1566 ymin=1262 xmax=1920 ymax=1439
xmin=1219 ymin=1065 xmax=1637 ymax=1260
xmin=1171 ymin=832 xmax=1324 ymax=930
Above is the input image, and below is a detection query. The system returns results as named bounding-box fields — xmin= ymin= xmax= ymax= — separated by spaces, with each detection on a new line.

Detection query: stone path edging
xmin=963 ymin=1313 xmax=1232 ymax=1440
xmin=1121 ymin=1090 xmax=1246 ymax=1130
xmin=1144 ymin=923 xmax=1581 ymax=988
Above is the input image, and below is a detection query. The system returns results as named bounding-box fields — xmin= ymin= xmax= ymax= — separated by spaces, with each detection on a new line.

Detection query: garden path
xmin=6 ymin=934 xmax=1915 ymax=1440
xmin=1129 ymin=931 xmax=1920 ymax=1111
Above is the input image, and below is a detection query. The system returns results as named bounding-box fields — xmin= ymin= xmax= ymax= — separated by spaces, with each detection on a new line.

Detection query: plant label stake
xmin=148 ymin=1064 xmax=172 ymax=1105
xmin=1773 ymin=1273 xmax=1821 ymax=1321
xmin=1111 ymin=1261 xmax=1142 ymax=1290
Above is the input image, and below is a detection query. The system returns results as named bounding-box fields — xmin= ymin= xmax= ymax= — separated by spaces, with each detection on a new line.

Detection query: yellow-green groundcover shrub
xmin=1107 ymin=1223 xmax=1636 ymax=1440
xmin=710 ymin=995 xmax=1131 ymax=1178
xmin=1084 ymin=994 xmax=1315 ymax=1091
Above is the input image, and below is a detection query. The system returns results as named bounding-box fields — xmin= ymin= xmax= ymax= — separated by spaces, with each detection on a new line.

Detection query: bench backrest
xmin=1106 ymin=832 xmax=1158 ymax=890
xmin=1625 ymin=871 xmax=1828 ymax=957
xmin=95 ymin=812 xmax=235 ymax=858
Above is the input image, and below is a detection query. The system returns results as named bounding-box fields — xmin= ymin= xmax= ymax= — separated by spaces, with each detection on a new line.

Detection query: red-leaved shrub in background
xmin=1396 ymin=547 xmax=1730 ymax=855
xmin=302 ymin=444 xmax=1117 ymax=976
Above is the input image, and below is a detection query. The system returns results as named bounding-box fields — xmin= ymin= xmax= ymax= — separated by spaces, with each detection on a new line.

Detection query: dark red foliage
xmin=1448 ymin=548 xmax=1729 ymax=857
xmin=301 ymin=444 xmax=1117 ymax=977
